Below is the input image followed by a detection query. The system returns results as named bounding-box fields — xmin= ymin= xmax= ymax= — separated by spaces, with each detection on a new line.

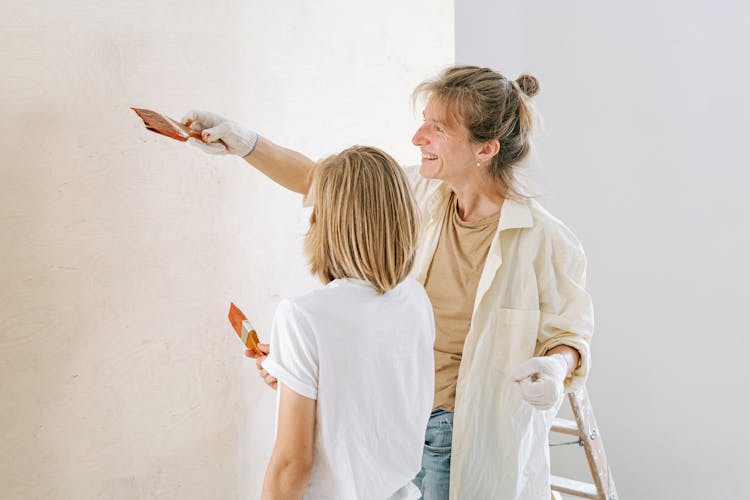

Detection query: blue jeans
xmin=413 ymin=409 xmax=453 ymax=500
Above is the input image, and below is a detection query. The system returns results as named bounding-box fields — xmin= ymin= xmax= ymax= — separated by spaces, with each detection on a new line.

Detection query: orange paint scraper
xmin=228 ymin=302 xmax=264 ymax=356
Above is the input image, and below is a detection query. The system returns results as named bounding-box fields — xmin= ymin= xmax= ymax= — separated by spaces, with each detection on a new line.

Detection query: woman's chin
xmin=419 ymin=162 xmax=441 ymax=180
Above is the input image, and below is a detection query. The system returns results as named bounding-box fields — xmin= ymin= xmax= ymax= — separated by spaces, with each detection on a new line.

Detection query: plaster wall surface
xmin=0 ymin=2 xmax=454 ymax=498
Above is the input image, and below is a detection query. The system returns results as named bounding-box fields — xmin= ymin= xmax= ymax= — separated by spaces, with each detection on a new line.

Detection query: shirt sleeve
xmin=535 ymin=241 xmax=594 ymax=393
xmin=302 ymin=187 xmax=314 ymax=208
xmin=403 ymin=165 xmax=442 ymax=210
xmin=261 ymin=298 xmax=319 ymax=400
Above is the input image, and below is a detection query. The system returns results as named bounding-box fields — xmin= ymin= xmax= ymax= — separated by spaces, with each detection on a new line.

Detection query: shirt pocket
xmin=491 ymin=308 xmax=540 ymax=372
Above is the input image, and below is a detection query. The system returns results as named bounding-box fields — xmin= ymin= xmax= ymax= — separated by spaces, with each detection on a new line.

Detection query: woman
xmin=184 ymin=65 xmax=593 ymax=500
xmin=257 ymin=146 xmax=434 ymax=500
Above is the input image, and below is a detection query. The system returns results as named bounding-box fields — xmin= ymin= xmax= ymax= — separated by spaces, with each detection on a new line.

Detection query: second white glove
xmin=510 ymin=353 xmax=568 ymax=411
xmin=181 ymin=110 xmax=259 ymax=157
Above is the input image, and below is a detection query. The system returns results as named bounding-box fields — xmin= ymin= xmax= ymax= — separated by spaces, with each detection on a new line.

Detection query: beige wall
xmin=0 ymin=2 xmax=453 ymax=498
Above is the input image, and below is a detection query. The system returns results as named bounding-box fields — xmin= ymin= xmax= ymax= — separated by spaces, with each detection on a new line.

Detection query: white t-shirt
xmin=262 ymin=277 xmax=435 ymax=500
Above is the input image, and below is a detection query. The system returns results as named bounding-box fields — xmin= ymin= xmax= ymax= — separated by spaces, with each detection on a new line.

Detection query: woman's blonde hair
xmin=413 ymin=65 xmax=540 ymax=199
xmin=305 ymin=146 xmax=419 ymax=294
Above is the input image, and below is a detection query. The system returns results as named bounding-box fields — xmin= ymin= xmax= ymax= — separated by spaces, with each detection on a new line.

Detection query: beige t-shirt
xmin=424 ymin=192 xmax=500 ymax=412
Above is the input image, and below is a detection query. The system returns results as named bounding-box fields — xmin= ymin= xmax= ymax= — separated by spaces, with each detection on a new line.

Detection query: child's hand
xmin=244 ymin=343 xmax=277 ymax=390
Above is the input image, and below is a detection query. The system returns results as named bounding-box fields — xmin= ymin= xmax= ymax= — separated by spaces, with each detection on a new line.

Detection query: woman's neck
xmin=447 ymin=171 xmax=506 ymax=222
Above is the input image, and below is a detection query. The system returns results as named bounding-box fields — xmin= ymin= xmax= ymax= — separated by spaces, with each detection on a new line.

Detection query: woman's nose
xmin=412 ymin=124 xmax=428 ymax=146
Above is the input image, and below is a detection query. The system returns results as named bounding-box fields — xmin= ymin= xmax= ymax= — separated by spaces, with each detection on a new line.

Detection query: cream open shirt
xmin=406 ymin=167 xmax=593 ymax=500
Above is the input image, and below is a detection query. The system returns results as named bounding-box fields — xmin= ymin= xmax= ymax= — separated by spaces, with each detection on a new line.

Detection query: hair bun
xmin=515 ymin=74 xmax=539 ymax=97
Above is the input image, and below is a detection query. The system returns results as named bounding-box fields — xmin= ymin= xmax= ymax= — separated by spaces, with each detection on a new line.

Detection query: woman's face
xmin=411 ymin=96 xmax=476 ymax=183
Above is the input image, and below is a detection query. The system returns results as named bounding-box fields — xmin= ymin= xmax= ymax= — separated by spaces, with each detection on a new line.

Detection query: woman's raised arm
xmin=182 ymin=110 xmax=315 ymax=195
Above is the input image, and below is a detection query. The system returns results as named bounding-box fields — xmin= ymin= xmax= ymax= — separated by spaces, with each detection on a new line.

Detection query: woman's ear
xmin=476 ymin=139 xmax=500 ymax=164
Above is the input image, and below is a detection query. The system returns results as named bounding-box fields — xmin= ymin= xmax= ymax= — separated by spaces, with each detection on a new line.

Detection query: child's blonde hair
xmin=305 ymin=146 xmax=419 ymax=294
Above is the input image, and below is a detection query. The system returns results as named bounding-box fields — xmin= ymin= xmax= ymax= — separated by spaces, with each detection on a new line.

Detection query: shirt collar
xmin=425 ymin=184 xmax=452 ymax=221
xmin=498 ymin=196 xmax=534 ymax=232
xmin=426 ymin=183 xmax=534 ymax=232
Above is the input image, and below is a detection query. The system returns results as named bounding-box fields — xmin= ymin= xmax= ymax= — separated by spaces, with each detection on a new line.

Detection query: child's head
xmin=305 ymin=146 xmax=419 ymax=294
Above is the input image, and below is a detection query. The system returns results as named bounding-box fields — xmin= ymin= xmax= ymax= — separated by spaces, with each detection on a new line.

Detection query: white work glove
xmin=511 ymin=353 xmax=568 ymax=411
xmin=181 ymin=110 xmax=259 ymax=157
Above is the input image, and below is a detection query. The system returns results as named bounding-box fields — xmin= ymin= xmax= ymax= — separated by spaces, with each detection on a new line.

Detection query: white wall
xmin=0 ymin=2 xmax=453 ymax=498
xmin=457 ymin=1 xmax=749 ymax=499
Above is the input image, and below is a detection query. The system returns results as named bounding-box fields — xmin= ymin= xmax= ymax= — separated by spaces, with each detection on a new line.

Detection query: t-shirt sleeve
xmin=261 ymin=298 xmax=318 ymax=400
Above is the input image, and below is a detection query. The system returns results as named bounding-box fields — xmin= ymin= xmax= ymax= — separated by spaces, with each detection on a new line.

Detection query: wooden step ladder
xmin=549 ymin=386 xmax=618 ymax=500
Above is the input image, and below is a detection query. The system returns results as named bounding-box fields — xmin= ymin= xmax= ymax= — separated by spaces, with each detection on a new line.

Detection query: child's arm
xmin=261 ymin=383 xmax=316 ymax=500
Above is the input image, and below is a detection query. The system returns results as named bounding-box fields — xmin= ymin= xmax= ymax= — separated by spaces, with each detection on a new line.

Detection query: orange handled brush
xmin=228 ymin=302 xmax=264 ymax=356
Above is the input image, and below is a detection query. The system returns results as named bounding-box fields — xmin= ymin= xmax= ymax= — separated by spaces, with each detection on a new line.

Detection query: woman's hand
xmin=181 ymin=110 xmax=258 ymax=157
xmin=245 ymin=343 xmax=278 ymax=390
xmin=510 ymin=353 xmax=568 ymax=410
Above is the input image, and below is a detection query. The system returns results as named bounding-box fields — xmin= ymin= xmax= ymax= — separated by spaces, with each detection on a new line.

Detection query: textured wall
xmin=457 ymin=1 xmax=749 ymax=499
xmin=0 ymin=2 xmax=453 ymax=498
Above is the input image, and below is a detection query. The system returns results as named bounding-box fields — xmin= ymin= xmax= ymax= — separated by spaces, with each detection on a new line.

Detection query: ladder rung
xmin=550 ymin=475 xmax=599 ymax=499
xmin=551 ymin=417 xmax=580 ymax=436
